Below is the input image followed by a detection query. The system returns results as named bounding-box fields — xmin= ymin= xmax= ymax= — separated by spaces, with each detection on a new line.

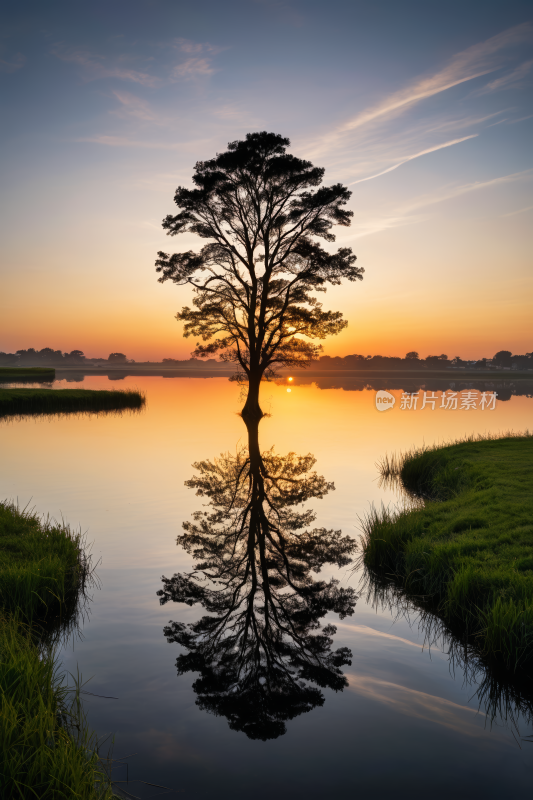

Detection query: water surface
xmin=1 ymin=375 xmax=532 ymax=798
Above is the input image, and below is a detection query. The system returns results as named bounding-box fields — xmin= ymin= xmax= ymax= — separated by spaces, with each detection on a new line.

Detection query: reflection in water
xmin=158 ymin=419 xmax=357 ymax=739
xmin=361 ymin=571 xmax=533 ymax=741
xmin=278 ymin=376 xmax=533 ymax=401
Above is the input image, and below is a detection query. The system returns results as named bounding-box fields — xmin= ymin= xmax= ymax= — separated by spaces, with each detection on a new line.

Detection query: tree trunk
xmin=241 ymin=371 xmax=263 ymax=423
xmin=244 ymin=416 xmax=261 ymax=471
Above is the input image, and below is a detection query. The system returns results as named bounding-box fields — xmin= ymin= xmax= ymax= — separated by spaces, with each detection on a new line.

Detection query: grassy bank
xmin=0 ymin=503 xmax=113 ymax=797
xmin=362 ymin=433 xmax=533 ymax=672
xmin=1 ymin=617 xmax=113 ymax=799
xmin=0 ymin=501 xmax=92 ymax=628
xmin=0 ymin=387 xmax=145 ymax=418
xmin=0 ymin=367 xmax=55 ymax=382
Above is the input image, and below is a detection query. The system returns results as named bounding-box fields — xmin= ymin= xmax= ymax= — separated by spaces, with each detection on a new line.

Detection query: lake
xmin=1 ymin=374 xmax=532 ymax=799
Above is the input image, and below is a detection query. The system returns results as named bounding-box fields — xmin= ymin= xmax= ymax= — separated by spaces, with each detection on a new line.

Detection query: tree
xmin=64 ymin=349 xmax=85 ymax=364
xmin=155 ymin=131 xmax=363 ymax=422
xmin=405 ymin=351 xmax=419 ymax=361
xmin=425 ymin=353 xmax=449 ymax=367
xmin=493 ymin=350 xmax=512 ymax=368
xmin=108 ymin=352 xmax=127 ymax=363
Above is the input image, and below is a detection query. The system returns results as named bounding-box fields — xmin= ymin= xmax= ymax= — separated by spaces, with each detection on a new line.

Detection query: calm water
xmin=1 ymin=375 xmax=532 ymax=798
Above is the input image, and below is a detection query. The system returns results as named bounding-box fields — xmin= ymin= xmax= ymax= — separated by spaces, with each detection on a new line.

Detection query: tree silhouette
xmin=155 ymin=131 xmax=363 ymax=421
xmin=158 ymin=418 xmax=357 ymax=739
xmin=493 ymin=350 xmax=512 ymax=368
xmin=108 ymin=352 xmax=127 ymax=363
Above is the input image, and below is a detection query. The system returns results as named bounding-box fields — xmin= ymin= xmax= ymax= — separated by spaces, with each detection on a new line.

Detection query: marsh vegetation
xmin=0 ymin=387 xmax=145 ymax=418
xmin=0 ymin=502 xmax=114 ymax=798
xmin=361 ymin=433 xmax=533 ymax=672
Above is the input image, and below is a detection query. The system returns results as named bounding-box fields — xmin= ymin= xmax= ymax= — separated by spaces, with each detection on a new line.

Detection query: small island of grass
xmin=362 ymin=433 xmax=533 ymax=673
xmin=0 ymin=387 xmax=145 ymax=418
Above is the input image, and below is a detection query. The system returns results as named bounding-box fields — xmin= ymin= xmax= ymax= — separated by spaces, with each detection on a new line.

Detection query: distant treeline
xmin=0 ymin=348 xmax=232 ymax=369
xmin=1 ymin=348 xmax=531 ymax=371
xmin=0 ymin=348 xmax=129 ymax=366
xmin=310 ymin=350 xmax=533 ymax=371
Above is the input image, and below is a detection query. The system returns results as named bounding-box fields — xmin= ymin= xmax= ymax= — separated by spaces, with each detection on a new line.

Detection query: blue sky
xmin=1 ymin=0 xmax=532 ymax=359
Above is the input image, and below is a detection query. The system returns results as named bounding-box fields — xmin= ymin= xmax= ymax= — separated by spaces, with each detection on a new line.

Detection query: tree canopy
xmin=155 ymin=131 xmax=363 ymax=419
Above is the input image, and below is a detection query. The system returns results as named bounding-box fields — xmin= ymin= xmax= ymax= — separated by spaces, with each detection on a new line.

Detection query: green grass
xmin=0 ymin=388 xmax=145 ymax=418
xmin=0 ymin=616 xmax=113 ymax=799
xmin=0 ymin=501 xmax=92 ymax=629
xmin=362 ymin=433 xmax=533 ymax=672
xmin=0 ymin=503 xmax=115 ymax=797
xmin=0 ymin=368 xmax=55 ymax=383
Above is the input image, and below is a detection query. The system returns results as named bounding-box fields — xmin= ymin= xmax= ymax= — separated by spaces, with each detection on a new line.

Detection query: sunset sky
xmin=1 ymin=0 xmax=531 ymax=361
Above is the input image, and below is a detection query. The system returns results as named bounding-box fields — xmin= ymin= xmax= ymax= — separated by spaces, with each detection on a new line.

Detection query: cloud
xmin=52 ymin=46 xmax=159 ymax=87
xmin=480 ymin=59 xmax=533 ymax=93
xmin=170 ymin=37 xmax=225 ymax=81
xmin=424 ymin=110 xmax=509 ymax=134
xmin=111 ymin=90 xmax=161 ymax=122
xmin=174 ymin=38 xmax=223 ymax=56
xmin=402 ymin=168 xmax=533 ymax=214
xmin=0 ymin=53 xmax=26 ymax=73
xmin=502 ymin=204 xmax=533 ymax=217
xmin=171 ymin=57 xmax=216 ymax=80
xmin=307 ymin=22 xmax=533 ymax=159
xmin=335 ymin=168 xmax=533 ymax=242
xmin=348 ymin=135 xmax=478 ymax=185
xmin=507 ymin=113 xmax=533 ymax=124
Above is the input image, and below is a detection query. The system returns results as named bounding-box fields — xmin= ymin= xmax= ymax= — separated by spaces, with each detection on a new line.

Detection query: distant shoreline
xmin=49 ymin=366 xmax=533 ymax=381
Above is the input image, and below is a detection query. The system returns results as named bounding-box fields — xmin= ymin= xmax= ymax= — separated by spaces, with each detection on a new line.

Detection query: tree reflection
xmin=158 ymin=419 xmax=357 ymax=740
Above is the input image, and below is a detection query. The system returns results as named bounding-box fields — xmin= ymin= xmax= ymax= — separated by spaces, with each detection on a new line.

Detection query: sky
xmin=0 ymin=0 xmax=532 ymax=361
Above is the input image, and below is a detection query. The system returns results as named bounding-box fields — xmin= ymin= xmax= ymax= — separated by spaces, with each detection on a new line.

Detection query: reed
xmin=0 ymin=388 xmax=145 ymax=418
xmin=0 ymin=503 xmax=116 ymax=797
xmin=0 ymin=501 xmax=94 ymax=630
xmin=362 ymin=433 xmax=533 ymax=672
xmin=0 ymin=616 xmax=114 ymax=799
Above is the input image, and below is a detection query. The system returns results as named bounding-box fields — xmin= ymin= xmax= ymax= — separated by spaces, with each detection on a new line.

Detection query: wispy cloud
xmin=302 ymin=23 xmax=533 ymax=176
xmin=337 ymin=168 xmax=533 ymax=242
xmin=343 ymin=24 xmax=528 ymax=138
xmin=173 ymin=38 xmax=223 ymax=56
xmin=402 ymin=167 xmax=533 ymax=214
xmin=171 ymin=57 xmax=216 ymax=80
xmin=170 ymin=38 xmax=224 ymax=81
xmin=502 ymin=204 xmax=533 ymax=217
xmin=0 ymin=53 xmax=26 ymax=73
xmin=111 ymin=90 xmax=161 ymax=122
xmin=348 ymin=135 xmax=477 ymax=185
xmin=479 ymin=59 xmax=533 ymax=94
xmin=52 ymin=46 xmax=160 ymax=87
